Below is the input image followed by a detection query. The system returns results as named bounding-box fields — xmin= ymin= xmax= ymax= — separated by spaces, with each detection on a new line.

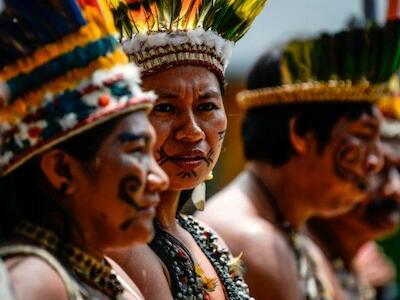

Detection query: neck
xmin=156 ymin=189 xmax=181 ymax=231
xmin=309 ymin=220 xmax=367 ymax=268
xmin=247 ymin=161 xmax=313 ymax=230
xmin=16 ymin=219 xmax=105 ymax=260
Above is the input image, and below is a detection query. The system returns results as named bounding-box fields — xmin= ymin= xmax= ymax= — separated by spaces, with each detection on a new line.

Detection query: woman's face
xmin=142 ymin=65 xmax=227 ymax=190
xmin=64 ymin=112 xmax=169 ymax=251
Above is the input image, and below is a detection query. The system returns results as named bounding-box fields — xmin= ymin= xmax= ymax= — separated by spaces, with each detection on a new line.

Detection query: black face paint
xmin=117 ymin=132 xmax=146 ymax=144
xmin=156 ymin=146 xmax=172 ymax=166
xmin=218 ymin=130 xmax=226 ymax=142
xmin=118 ymin=175 xmax=142 ymax=210
xmin=119 ymin=218 xmax=135 ymax=231
xmin=177 ymin=170 xmax=197 ymax=179
xmin=334 ymin=140 xmax=368 ymax=191
xmin=204 ymin=150 xmax=214 ymax=167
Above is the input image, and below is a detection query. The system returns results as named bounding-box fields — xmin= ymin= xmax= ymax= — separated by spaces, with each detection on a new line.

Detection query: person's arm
xmin=109 ymin=245 xmax=173 ymax=300
xmin=5 ymin=256 xmax=69 ymax=300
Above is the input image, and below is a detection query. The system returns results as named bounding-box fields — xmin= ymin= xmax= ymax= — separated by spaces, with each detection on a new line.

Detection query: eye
xmin=128 ymin=145 xmax=145 ymax=154
xmin=154 ymin=103 xmax=175 ymax=113
xmin=197 ymin=102 xmax=218 ymax=112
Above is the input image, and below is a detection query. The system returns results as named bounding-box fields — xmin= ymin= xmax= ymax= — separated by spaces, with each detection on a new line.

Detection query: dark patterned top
xmin=150 ymin=214 xmax=253 ymax=300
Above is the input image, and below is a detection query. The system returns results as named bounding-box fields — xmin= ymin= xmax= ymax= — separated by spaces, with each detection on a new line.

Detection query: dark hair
xmin=0 ymin=117 xmax=121 ymax=240
xmin=242 ymin=51 xmax=374 ymax=166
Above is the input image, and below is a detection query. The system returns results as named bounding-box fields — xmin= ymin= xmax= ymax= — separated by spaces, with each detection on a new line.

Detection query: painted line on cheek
xmin=177 ymin=170 xmax=197 ymax=179
xmin=118 ymin=175 xmax=142 ymax=210
xmin=204 ymin=150 xmax=214 ymax=167
xmin=119 ymin=218 xmax=134 ymax=231
xmin=156 ymin=146 xmax=171 ymax=166
xmin=218 ymin=130 xmax=226 ymax=142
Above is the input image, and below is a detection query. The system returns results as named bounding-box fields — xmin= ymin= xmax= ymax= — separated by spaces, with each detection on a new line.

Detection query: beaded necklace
xmin=150 ymin=216 xmax=253 ymax=300
xmin=332 ymin=258 xmax=376 ymax=300
xmin=14 ymin=220 xmax=125 ymax=300
xmin=249 ymin=171 xmax=331 ymax=300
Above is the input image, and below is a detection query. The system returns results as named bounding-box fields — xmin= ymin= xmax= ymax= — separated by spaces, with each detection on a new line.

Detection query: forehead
xmin=332 ymin=105 xmax=382 ymax=133
xmin=111 ymin=111 xmax=152 ymax=135
xmin=141 ymin=65 xmax=220 ymax=92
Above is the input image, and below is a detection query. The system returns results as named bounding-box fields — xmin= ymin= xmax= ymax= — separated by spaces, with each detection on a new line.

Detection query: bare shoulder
xmin=196 ymin=183 xmax=254 ymax=231
xmin=5 ymin=255 xmax=69 ymax=300
xmin=108 ymin=245 xmax=172 ymax=300
xmin=107 ymin=257 xmax=145 ymax=300
xmin=239 ymin=218 xmax=301 ymax=299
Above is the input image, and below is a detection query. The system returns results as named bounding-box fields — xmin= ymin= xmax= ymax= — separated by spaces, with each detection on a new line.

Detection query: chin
xmin=169 ymin=177 xmax=204 ymax=191
xmin=119 ymin=226 xmax=154 ymax=248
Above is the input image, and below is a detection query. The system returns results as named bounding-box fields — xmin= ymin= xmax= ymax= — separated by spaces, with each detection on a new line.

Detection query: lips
xmin=169 ymin=149 xmax=207 ymax=170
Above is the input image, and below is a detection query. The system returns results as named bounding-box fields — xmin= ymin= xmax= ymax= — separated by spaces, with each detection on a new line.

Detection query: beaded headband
xmin=237 ymin=18 xmax=400 ymax=110
xmin=0 ymin=0 xmax=155 ymax=176
xmin=108 ymin=0 xmax=268 ymax=83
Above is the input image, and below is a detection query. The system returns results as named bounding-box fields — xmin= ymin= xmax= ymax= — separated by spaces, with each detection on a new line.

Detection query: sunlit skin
xmin=5 ymin=112 xmax=169 ymax=300
xmin=145 ymin=65 xmax=227 ymax=190
xmin=61 ymin=112 xmax=169 ymax=251
xmin=197 ymin=107 xmax=384 ymax=300
xmin=109 ymin=66 xmax=229 ymax=300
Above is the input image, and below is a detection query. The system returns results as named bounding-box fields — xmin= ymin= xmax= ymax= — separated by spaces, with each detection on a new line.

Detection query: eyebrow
xmin=116 ymin=132 xmax=148 ymax=144
xmin=155 ymin=89 xmax=180 ymax=99
xmin=199 ymin=89 xmax=220 ymax=99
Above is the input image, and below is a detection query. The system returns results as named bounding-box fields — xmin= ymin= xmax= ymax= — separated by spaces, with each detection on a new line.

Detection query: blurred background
xmin=206 ymin=0 xmax=399 ymax=291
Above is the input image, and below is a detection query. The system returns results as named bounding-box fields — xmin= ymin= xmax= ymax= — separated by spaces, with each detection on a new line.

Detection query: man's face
xmin=305 ymin=107 xmax=384 ymax=217
xmin=143 ymin=65 xmax=227 ymax=191
xmin=348 ymin=139 xmax=400 ymax=238
xmin=71 ymin=112 xmax=169 ymax=250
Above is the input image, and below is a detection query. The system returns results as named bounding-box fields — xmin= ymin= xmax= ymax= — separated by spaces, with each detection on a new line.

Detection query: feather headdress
xmin=108 ymin=0 xmax=268 ymax=82
xmin=0 ymin=0 xmax=155 ymax=176
xmin=237 ymin=18 xmax=400 ymax=110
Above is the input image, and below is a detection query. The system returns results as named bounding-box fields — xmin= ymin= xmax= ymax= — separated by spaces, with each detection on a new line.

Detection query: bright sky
xmin=227 ymin=0 xmax=387 ymax=79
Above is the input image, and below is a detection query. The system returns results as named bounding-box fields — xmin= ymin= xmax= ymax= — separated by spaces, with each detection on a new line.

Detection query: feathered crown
xmin=378 ymin=77 xmax=400 ymax=139
xmin=108 ymin=0 xmax=268 ymax=83
xmin=237 ymin=18 xmax=400 ymax=110
xmin=0 ymin=0 xmax=155 ymax=176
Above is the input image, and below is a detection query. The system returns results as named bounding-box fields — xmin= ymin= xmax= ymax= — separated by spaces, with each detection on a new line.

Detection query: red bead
xmin=98 ymin=95 xmax=110 ymax=107
xmin=28 ymin=127 xmax=41 ymax=138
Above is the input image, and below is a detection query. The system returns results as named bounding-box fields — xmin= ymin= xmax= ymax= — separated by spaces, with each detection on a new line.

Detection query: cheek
xmin=149 ymin=113 xmax=174 ymax=147
xmin=98 ymin=155 xmax=147 ymax=204
xmin=334 ymin=138 xmax=364 ymax=173
xmin=203 ymin=111 xmax=227 ymax=149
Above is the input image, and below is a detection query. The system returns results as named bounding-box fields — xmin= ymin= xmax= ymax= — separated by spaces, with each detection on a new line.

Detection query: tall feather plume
xmin=108 ymin=0 xmax=267 ymax=42
xmin=280 ymin=18 xmax=400 ymax=86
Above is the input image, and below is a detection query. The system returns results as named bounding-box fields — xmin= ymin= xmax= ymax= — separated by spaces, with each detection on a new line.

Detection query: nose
xmin=147 ymin=158 xmax=169 ymax=193
xmin=383 ymin=167 xmax=400 ymax=203
xmin=365 ymin=142 xmax=384 ymax=175
xmin=174 ymin=110 xmax=205 ymax=143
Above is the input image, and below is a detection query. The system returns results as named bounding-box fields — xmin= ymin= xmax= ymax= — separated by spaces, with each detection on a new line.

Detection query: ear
xmin=39 ymin=149 xmax=80 ymax=195
xmin=288 ymin=116 xmax=315 ymax=155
